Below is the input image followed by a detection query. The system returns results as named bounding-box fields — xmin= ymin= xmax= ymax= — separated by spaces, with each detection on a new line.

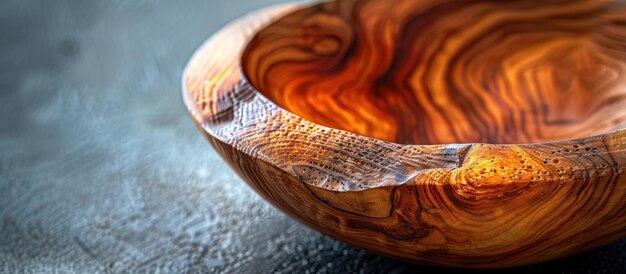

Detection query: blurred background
xmin=0 ymin=0 xmax=625 ymax=273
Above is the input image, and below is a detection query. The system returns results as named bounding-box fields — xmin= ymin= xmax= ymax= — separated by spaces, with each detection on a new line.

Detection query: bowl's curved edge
xmin=182 ymin=2 xmax=477 ymax=193
xmin=182 ymin=1 xmax=626 ymax=192
xmin=182 ymin=2 xmax=626 ymax=268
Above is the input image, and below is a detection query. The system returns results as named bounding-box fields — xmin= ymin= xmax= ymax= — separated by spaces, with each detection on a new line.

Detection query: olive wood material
xmin=183 ymin=0 xmax=626 ymax=268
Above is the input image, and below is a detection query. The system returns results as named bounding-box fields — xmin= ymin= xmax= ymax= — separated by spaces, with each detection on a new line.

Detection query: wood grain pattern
xmin=183 ymin=0 xmax=626 ymax=268
xmin=243 ymin=0 xmax=626 ymax=145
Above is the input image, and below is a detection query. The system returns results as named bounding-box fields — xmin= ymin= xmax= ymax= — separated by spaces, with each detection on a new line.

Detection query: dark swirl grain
xmin=243 ymin=0 xmax=626 ymax=145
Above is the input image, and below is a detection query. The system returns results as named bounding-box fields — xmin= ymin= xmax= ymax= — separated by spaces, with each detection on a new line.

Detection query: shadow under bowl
xmin=183 ymin=0 xmax=626 ymax=268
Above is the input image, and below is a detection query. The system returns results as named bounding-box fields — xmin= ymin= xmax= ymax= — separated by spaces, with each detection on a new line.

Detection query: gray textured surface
xmin=0 ymin=0 xmax=625 ymax=273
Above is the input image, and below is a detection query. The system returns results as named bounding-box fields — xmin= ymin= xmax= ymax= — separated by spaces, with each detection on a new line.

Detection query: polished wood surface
xmin=183 ymin=0 xmax=626 ymax=268
xmin=243 ymin=0 xmax=626 ymax=145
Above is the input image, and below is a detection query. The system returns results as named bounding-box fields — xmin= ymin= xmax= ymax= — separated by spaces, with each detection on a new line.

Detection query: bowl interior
xmin=242 ymin=0 xmax=626 ymax=145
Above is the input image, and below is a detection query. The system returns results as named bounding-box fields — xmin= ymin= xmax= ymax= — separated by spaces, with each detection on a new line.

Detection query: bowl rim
xmin=182 ymin=2 xmax=626 ymax=192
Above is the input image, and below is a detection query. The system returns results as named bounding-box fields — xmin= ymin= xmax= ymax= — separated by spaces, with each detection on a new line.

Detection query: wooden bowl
xmin=183 ymin=0 xmax=626 ymax=268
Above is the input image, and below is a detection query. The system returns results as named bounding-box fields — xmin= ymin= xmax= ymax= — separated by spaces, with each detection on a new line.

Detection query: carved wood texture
xmin=184 ymin=0 xmax=626 ymax=268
